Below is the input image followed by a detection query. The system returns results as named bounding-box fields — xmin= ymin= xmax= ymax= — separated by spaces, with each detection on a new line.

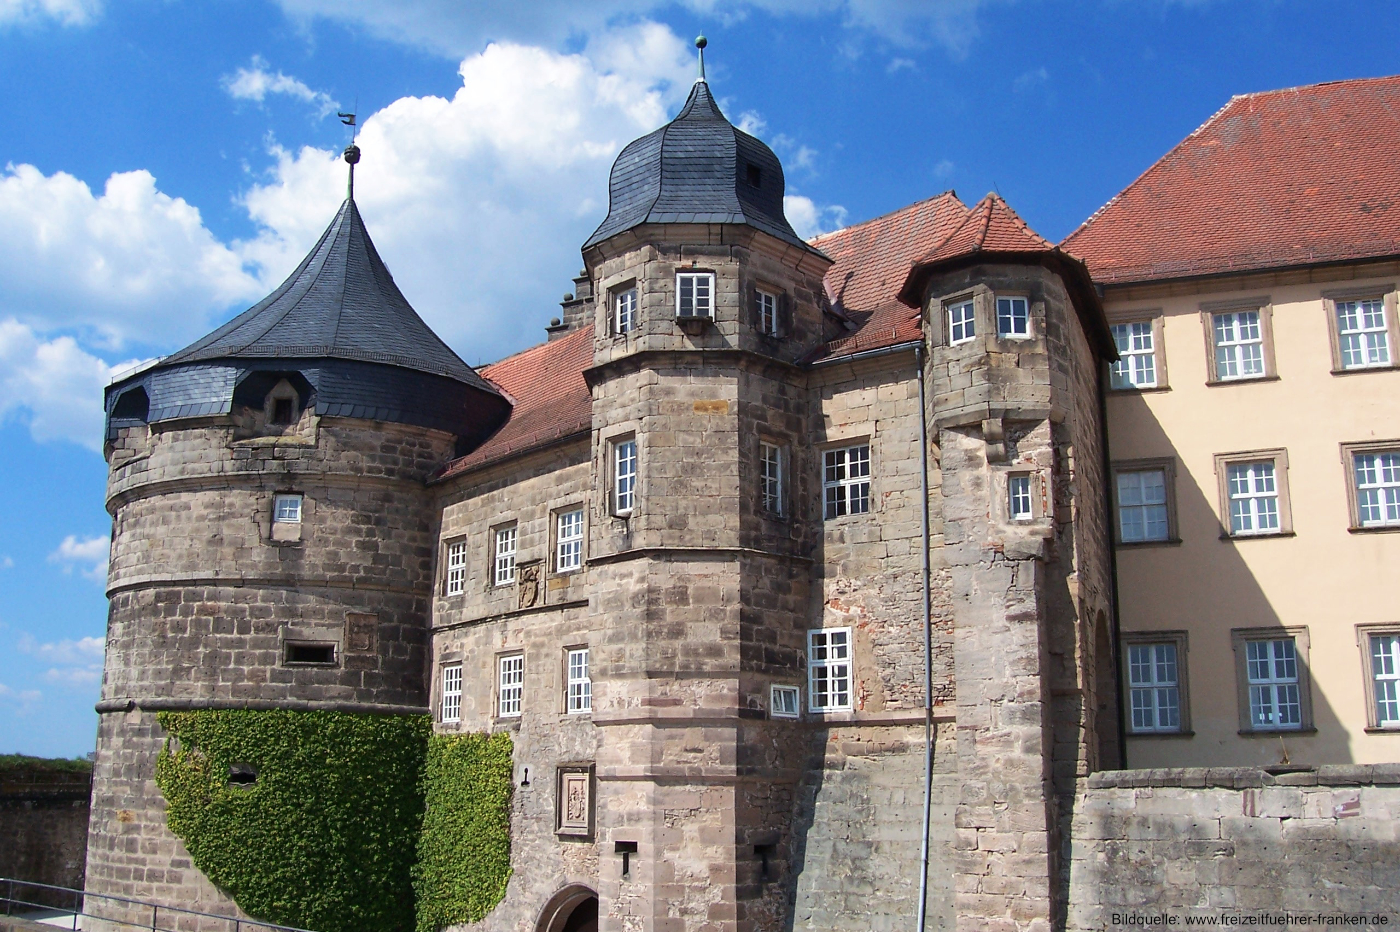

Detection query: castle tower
xmin=88 ymin=152 xmax=509 ymax=928
xmin=578 ymin=72 xmax=833 ymax=932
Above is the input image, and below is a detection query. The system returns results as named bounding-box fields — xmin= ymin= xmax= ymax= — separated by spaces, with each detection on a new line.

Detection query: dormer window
xmin=271 ymin=398 xmax=294 ymax=425
xmin=746 ymin=163 xmax=762 ymax=187
xmin=676 ymin=272 xmax=715 ymax=319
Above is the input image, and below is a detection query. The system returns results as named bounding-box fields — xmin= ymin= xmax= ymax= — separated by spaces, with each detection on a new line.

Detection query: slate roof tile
xmin=1062 ymin=75 xmax=1400 ymax=283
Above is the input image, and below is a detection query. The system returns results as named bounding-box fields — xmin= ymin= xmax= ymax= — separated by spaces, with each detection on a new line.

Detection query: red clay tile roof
xmin=808 ymin=192 xmax=970 ymax=360
xmin=436 ymin=326 xmax=593 ymax=479
xmin=1062 ymin=75 xmax=1400 ymax=284
xmin=916 ymin=193 xmax=1053 ymax=267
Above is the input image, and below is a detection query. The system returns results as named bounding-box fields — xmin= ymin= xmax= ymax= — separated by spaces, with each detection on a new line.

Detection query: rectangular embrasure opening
xmin=284 ymin=642 xmax=336 ymax=665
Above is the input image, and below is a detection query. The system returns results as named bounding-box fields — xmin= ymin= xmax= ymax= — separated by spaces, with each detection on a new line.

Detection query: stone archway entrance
xmin=536 ymin=884 xmax=598 ymax=932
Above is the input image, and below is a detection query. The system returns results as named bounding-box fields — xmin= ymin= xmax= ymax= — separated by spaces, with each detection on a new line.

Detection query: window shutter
xmin=778 ymin=292 xmax=794 ymax=337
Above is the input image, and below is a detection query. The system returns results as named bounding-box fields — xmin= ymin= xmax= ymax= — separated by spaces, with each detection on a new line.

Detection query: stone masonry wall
xmin=0 ymin=766 xmax=91 ymax=910
xmin=1068 ymin=767 xmax=1400 ymax=930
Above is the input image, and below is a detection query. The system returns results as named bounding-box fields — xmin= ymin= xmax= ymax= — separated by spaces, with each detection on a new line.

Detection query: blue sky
xmin=0 ymin=0 xmax=1391 ymax=757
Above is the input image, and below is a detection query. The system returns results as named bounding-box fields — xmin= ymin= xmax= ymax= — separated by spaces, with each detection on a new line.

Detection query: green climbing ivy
xmin=155 ymin=709 xmax=430 ymax=932
xmin=411 ymin=731 xmax=515 ymax=932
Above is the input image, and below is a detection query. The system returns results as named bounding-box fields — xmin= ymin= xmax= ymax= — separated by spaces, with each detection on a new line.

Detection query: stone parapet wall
xmin=1067 ymin=767 xmax=1400 ymax=930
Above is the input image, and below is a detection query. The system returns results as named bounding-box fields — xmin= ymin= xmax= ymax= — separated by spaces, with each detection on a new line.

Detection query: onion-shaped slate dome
xmin=583 ymin=75 xmax=823 ymax=256
xmin=104 ymin=183 xmax=510 ymax=447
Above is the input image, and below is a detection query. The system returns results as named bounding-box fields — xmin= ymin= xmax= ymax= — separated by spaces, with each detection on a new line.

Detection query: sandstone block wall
xmin=1067 ymin=766 xmax=1400 ymax=930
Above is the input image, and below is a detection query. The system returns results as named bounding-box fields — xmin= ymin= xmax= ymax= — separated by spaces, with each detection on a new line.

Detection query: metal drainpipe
xmin=915 ymin=341 xmax=934 ymax=932
xmin=1098 ymin=363 xmax=1128 ymax=769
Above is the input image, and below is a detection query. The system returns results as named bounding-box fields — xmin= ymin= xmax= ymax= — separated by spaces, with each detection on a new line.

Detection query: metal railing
xmin=0 ymin=877 xmax=317 ymax=932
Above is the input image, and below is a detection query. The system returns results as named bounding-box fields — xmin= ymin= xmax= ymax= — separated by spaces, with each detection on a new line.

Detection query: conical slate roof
xmin=583 ymin=80 xmax=819 ymax=254
xmin=166 ymin=199 xmax=491 ymax=391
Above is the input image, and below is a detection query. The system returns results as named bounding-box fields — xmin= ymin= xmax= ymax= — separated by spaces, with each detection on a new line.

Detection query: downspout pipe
xmin=915 ymin=341 xmax=934 ymax=932
xmin=1098 ymin=364 xmax=1127 ymax=769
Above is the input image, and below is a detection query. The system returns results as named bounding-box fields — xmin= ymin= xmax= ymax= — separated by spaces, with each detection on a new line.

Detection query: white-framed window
xmin=757 ymin=289 xmax=779 ymax=336
xmin=1336 ymin=297 xmax=1391 ymax=369
xmin=566 ymin=647 xmax=592 ymax=714
xmin=493 ymin=525 xmax=517 ymax=587
xmin=1008 ymin=474 xmax=1033 ymax=521
xmin=770 ymin=684 xmax=800 ymax=719
xmin=615 ymin=287 xmax=638 ymax=334
xmin=676 ymin=272 xmax=715 ymax=319
xmin=1245 ymin=638 xmax=1302 ymax=731
xmin=948 ymin=300 xmax=976 ymax=346
xmin=1117 ymin=469 xmax=1170 ymax=543
xmin=760 ymin=441 xmax=784 ymax=516
xmin=445 ymin=540 xmax=468 ymax=596
xmin=1370 ymin=634 xmax=1400 ymax=728
xmin=1110 ymin=321 xmax=1158 ymax=389
xmin=996 ymin=296 xmax=1029 ymax=338
xmin=1354 ymin=450 xmax=1400 ymax=528
xmin=273 ymin=493 xmax=302 ymax=523
xmin=556 ymin=508 xmax=584 ymax=572
xmin=498 ymin=654 xmax=523 ymax=718
xmin=1226 ymin=461 xmax=1279 ymax=535
xmin=1127 ymin=642 xmax=1181 ymax=733
xmin=823 ymin=444 xmax=871 ymax=519
xmin=613 ymin=438 xmax=637 ymax=514
xmin=808 ymin=628 xmax=852 ymax=712
xmin=440 ymin=663 xmax=462 ymax=723
xmin=1212 ymin=310 xmax=1265 ymax=380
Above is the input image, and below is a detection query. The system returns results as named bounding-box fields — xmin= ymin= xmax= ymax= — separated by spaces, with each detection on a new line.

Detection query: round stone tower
xmin=86 ymin=160 xmax=509 ymax=926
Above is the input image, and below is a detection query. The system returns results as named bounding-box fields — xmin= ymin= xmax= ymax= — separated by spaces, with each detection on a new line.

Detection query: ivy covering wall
xmin=411 ymin=731 xmax=515 ymax=932
xmin=155 ymin=711 xmax=515 ymax=932
xmin=156 ymin=709 xmax=431 ymax=932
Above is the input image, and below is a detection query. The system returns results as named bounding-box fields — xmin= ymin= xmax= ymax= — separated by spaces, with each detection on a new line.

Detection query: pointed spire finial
xmin=695 ymin=35 xmax=707 ymax=82
xmin=338 ymin=110 xmax=359 ymax=200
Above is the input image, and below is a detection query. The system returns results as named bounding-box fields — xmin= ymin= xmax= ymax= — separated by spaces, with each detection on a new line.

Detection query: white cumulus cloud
xmin=0 ymin=0 xmax=99 ymax=27
xmin=18 ymin=633 xmax=104 ymax=690
xmin=47 ymin=534 xmax=109 ymax=581
xmin=785 ymin=195 xmax=847 ymax=240
xmin=0 ymin=681 xmax=43 ymax=709
xmin=222 ymin=55 xmax=340 ymax=117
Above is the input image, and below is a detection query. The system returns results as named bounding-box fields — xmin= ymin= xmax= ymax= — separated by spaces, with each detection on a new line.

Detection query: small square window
xmin=948 ymin=299 xmax=976 ymax=346
xmin=613 ymin=438 xmax=637 ymax=514
xmin=556 ymin=508 xmax=584 ymax=572
xmin=615 ymin=287 xmax=638 ymax=334
xmin=676 ymin=272 xmax=715 ymax=319
xmin=996 ymin=296 xmax=1029 ymax=338
xmin=271 ymin=397 xmax=295 ymax=425
xmin=1230 ymin=627 xmax=1312 ymax=734
xmin=1202 ymin=299 xmax=1275 ymax=383
xmin=566 ymin=647 xmax=592 ymax=714
xmin=1112 ymin=461 xmax=1177 ymax=544
xmin=760 ymin=442 xmax=785 ymax=516
xmin=756 ymin=289 xmax=779 ymax=336
xmin=440 ymin=663 xmax=462 ymax=723
xmin=273 ymin=493 xmax=302 ymax=524
xmin=498 ymin=654 xmax=523 ymax=718
xmin=770 ymin=684 xmax=800 ymax=719
xmin=823 ymin=444 xmax=871 ymax=519
xmin=1008 ymin=474 xmax=1033 ymax=521
xmin=808 ymin=628 xmax=852 ymax=712
xmin=445 ymin=539 xmax=468 ymax=595
xmin=494 ymin=525 xmax=517 ymax=587
xmin=1214 ymin=450 xmax=1292 ymax=538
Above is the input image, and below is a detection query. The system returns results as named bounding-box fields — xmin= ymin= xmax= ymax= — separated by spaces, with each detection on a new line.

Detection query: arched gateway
xmin=536 ymin=885 xmax=598 ymax=932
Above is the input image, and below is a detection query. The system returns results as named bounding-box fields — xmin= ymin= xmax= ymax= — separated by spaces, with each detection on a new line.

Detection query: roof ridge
xmin=808 ymin=190 xmax=963 ymax=244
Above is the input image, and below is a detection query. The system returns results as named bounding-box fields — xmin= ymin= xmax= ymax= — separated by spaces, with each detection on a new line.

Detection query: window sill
xmin=675 ymin=316 xmax=713 ymax=332
xmin=1330 ymin=364 xmax=1399 ymax=376
xmin=1219 ymin=530 xmax=1296 ymax=541
xmin=1206 ymin=374 xmax=1281 ymax=387
xmin=1363 ymin=726 xmax=1400 ymax=734
xmin=1238 ymin=726 xmax=1317 ymax=737
xmin=1116 ymin=538 xmax=1183 ymax=549
xmin=1108 ymin=384 xmax=1172 ymax=394
xmin=1349 ymin=525 xmax=1400 ymax=535
xmin=1126 ymin=730 xmax=1195 ymax=739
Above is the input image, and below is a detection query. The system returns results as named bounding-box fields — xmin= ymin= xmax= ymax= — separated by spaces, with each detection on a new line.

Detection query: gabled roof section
xmin=1062 ymin=75 xmax=1400 ymax=284
xmin=807 ymin=192 xmax=970 ymax=361
xmin=165 ymin=199 xmax=493 ymax=391
xmin=916 ymin=193 xmax=1053 ymax=267
xmin=437 ymin=326 xmax=593 ymax=479
xmin=582 ymin=80 xmax=819 ymax=255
